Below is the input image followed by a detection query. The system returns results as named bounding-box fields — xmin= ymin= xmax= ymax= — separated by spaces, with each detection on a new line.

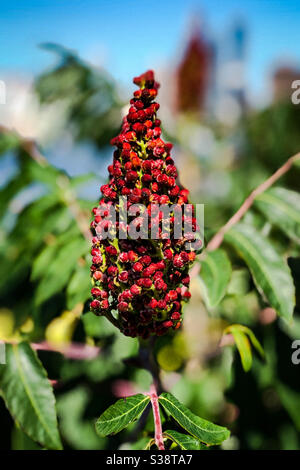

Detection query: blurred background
xmin=0 ymin=0 xmax=300 ymax=450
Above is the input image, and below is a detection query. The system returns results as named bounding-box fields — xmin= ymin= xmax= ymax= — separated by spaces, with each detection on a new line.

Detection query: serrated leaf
xmin=0 ymin=342 xmax=62 ymax=450
xmin=164 ymin=430 xmax=207 ymax=450
xmin=158 ymin=393 xmax=230 ymax=445
xmin=225 ymin=223 xmax=295 ymax=321
xmin=199 ymin=249 xmax=232 ymax=308
xmin=255 ymin=187 xmax=300 ymax=244
xmin=95 ymin=394 xmax=150 ymax=437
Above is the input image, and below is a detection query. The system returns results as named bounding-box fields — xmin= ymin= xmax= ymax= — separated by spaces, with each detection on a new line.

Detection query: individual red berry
xmin=130 ymin=284 xmax=142 ymax=296
xmin=108 ymin=266 xmax=118 ymax=277
xmin=140 ymin=255 xmax=152 ymax=266
xmin=148 ymin=299 xmax=158 ymax=309
xmin=119 ymin=271 xmax=129 ymax=282
xmin=92 ymin=255 xmax=103 ymax=265
xmin=142 ymin=278 xmax=152 ymax=288
xmin=133 ymin=262 xmax=143 ymax=273
xmin=119 ymin=252 xmax=129 ymax=263
xmin=106 ymin=246 xmax=117 ymax=256
xmin=171 ymin=312 xmax=181 ymax=320
xmin=118 ymin=301 xmax=129 ymax=312
xmin=91 ymin=288 xmax=102 ymax=297
xmin=128 ymin=251 xmax=138 ymax=262
xmin=101 ymin=299 xmax=109 ymax=309
xmin=155 ymin=279 xmax=167 ymax=291
xmin=157 ymin=300 xmax=167 ymax=309
xmin=90 ymin=300 xmax=101 ymax=310
xmin=164 ymin=249 xmax=173 ymax=260
xmin=93 ymin=271 xmax=103 ymax=281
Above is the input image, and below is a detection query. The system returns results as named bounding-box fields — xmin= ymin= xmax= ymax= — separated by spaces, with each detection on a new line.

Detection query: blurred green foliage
xmin=35 ymin=43 xmax=123 ymax=150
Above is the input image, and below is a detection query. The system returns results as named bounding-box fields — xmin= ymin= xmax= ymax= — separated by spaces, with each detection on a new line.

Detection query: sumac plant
xmin=0 ymin=63 xmax=299 ymax=451
xmin=90 ymin=70 xmax=229 ymax=449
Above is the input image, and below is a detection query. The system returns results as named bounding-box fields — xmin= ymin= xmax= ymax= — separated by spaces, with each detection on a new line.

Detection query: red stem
xmin=149 ymin=383 xmax=165 ymax=450
xmin=3 ymin=340 xmax=100 ymax=360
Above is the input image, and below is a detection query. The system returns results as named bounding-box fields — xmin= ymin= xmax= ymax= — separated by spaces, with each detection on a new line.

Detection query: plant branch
xmin=2 ymin=340 xmax=100 ymax=360
xmin=139 ymin=337 xmax=163 ymax=394
xmin=206 ymin=152 xmax=300 ymax=252
xmin=189 ymin=152 xmax=300 ymax=280
xmin=149 ymin=383 xmax=165 ymax=450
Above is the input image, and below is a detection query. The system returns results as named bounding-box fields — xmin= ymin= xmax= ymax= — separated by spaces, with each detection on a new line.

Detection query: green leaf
xmin=164 ymin=430 xmax=207 ymax=450
xmin=276 ymin=382 xmax=300 ymax=431
xmin=225 ymin=223 xmax=295 ymax=321
xmin=95 ymin=394 xmax=150 ymax=437
xmin=199 ymin=249 xmax=232 ymax=308
xmin=57 ymin=387 xmax=104 ymax=450
xmin=238 ymin=325 xmax=265 ymax=359
xmin=158 ymin=393 xmax=230 ymax=445
xmin=224 ymin=324 xmax=265 ymax=371
xmin=126 ymin=437 xmax=154 ymax=450
xmin=0 ymin=131 xmax=20 ymax=155
xmin=70 ymin=172 xmax=97 ymax=188
xmin=34 ymin=237 xmax=88 ymax=306
xmin=227 ymin=268 xmax=250 ymax=296
xmin=31 ymin=243 xmax=59 ymax=282
xmin=255 ymin=187 xmax=300 ymax=244
xmin=0 ymin=342 xmax=62 ymax=450
xmin=67 ymin=264 xmax=91 ymax=309
xmin=227 ymin=326 xmax=252 ymax=372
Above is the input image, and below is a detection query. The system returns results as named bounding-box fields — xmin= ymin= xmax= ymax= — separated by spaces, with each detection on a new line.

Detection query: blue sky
xmin=0 ymin=0 xmax=300 ymax=95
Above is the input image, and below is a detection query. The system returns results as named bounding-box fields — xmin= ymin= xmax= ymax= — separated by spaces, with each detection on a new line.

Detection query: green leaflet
xmin=67 ymin=264 xmax=91 ymax=309
xmin=199 ymin=249 xmax=232 ymax=308
xmin=95 ymin=394 xmax=150 ymax=437
xmin=0 ymin=131 xmax=20 ymax=155
xmin=164 ymin=430 xmax=207 ymax=450
xmin=225 ymin=223 xmax=295 ymax=321
xmin=276 ymin=382 xmax=300 ymax=431
xmin=230 ymin=328 xmax=252 ymax=372
xmin=255 ymin=187 xmax=300 ymax=244
xmin=224 ymin=324 xmax=265 ymax=372
xmin=34 ymin=237 xmax=88 ymax=306
xmin=239 ymin=325 xmax=265 ymax=359
xmin=0 ymin=342 xmax=62 ymax=450
xmin=57 ymin=387 xmax=104 ymax=450
xmin=158 ymin=393 xmax=230 ymax=445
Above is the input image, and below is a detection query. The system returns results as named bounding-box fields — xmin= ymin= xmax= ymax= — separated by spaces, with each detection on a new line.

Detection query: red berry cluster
xmin=90 ymin=70 xmax=201 ymax=338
